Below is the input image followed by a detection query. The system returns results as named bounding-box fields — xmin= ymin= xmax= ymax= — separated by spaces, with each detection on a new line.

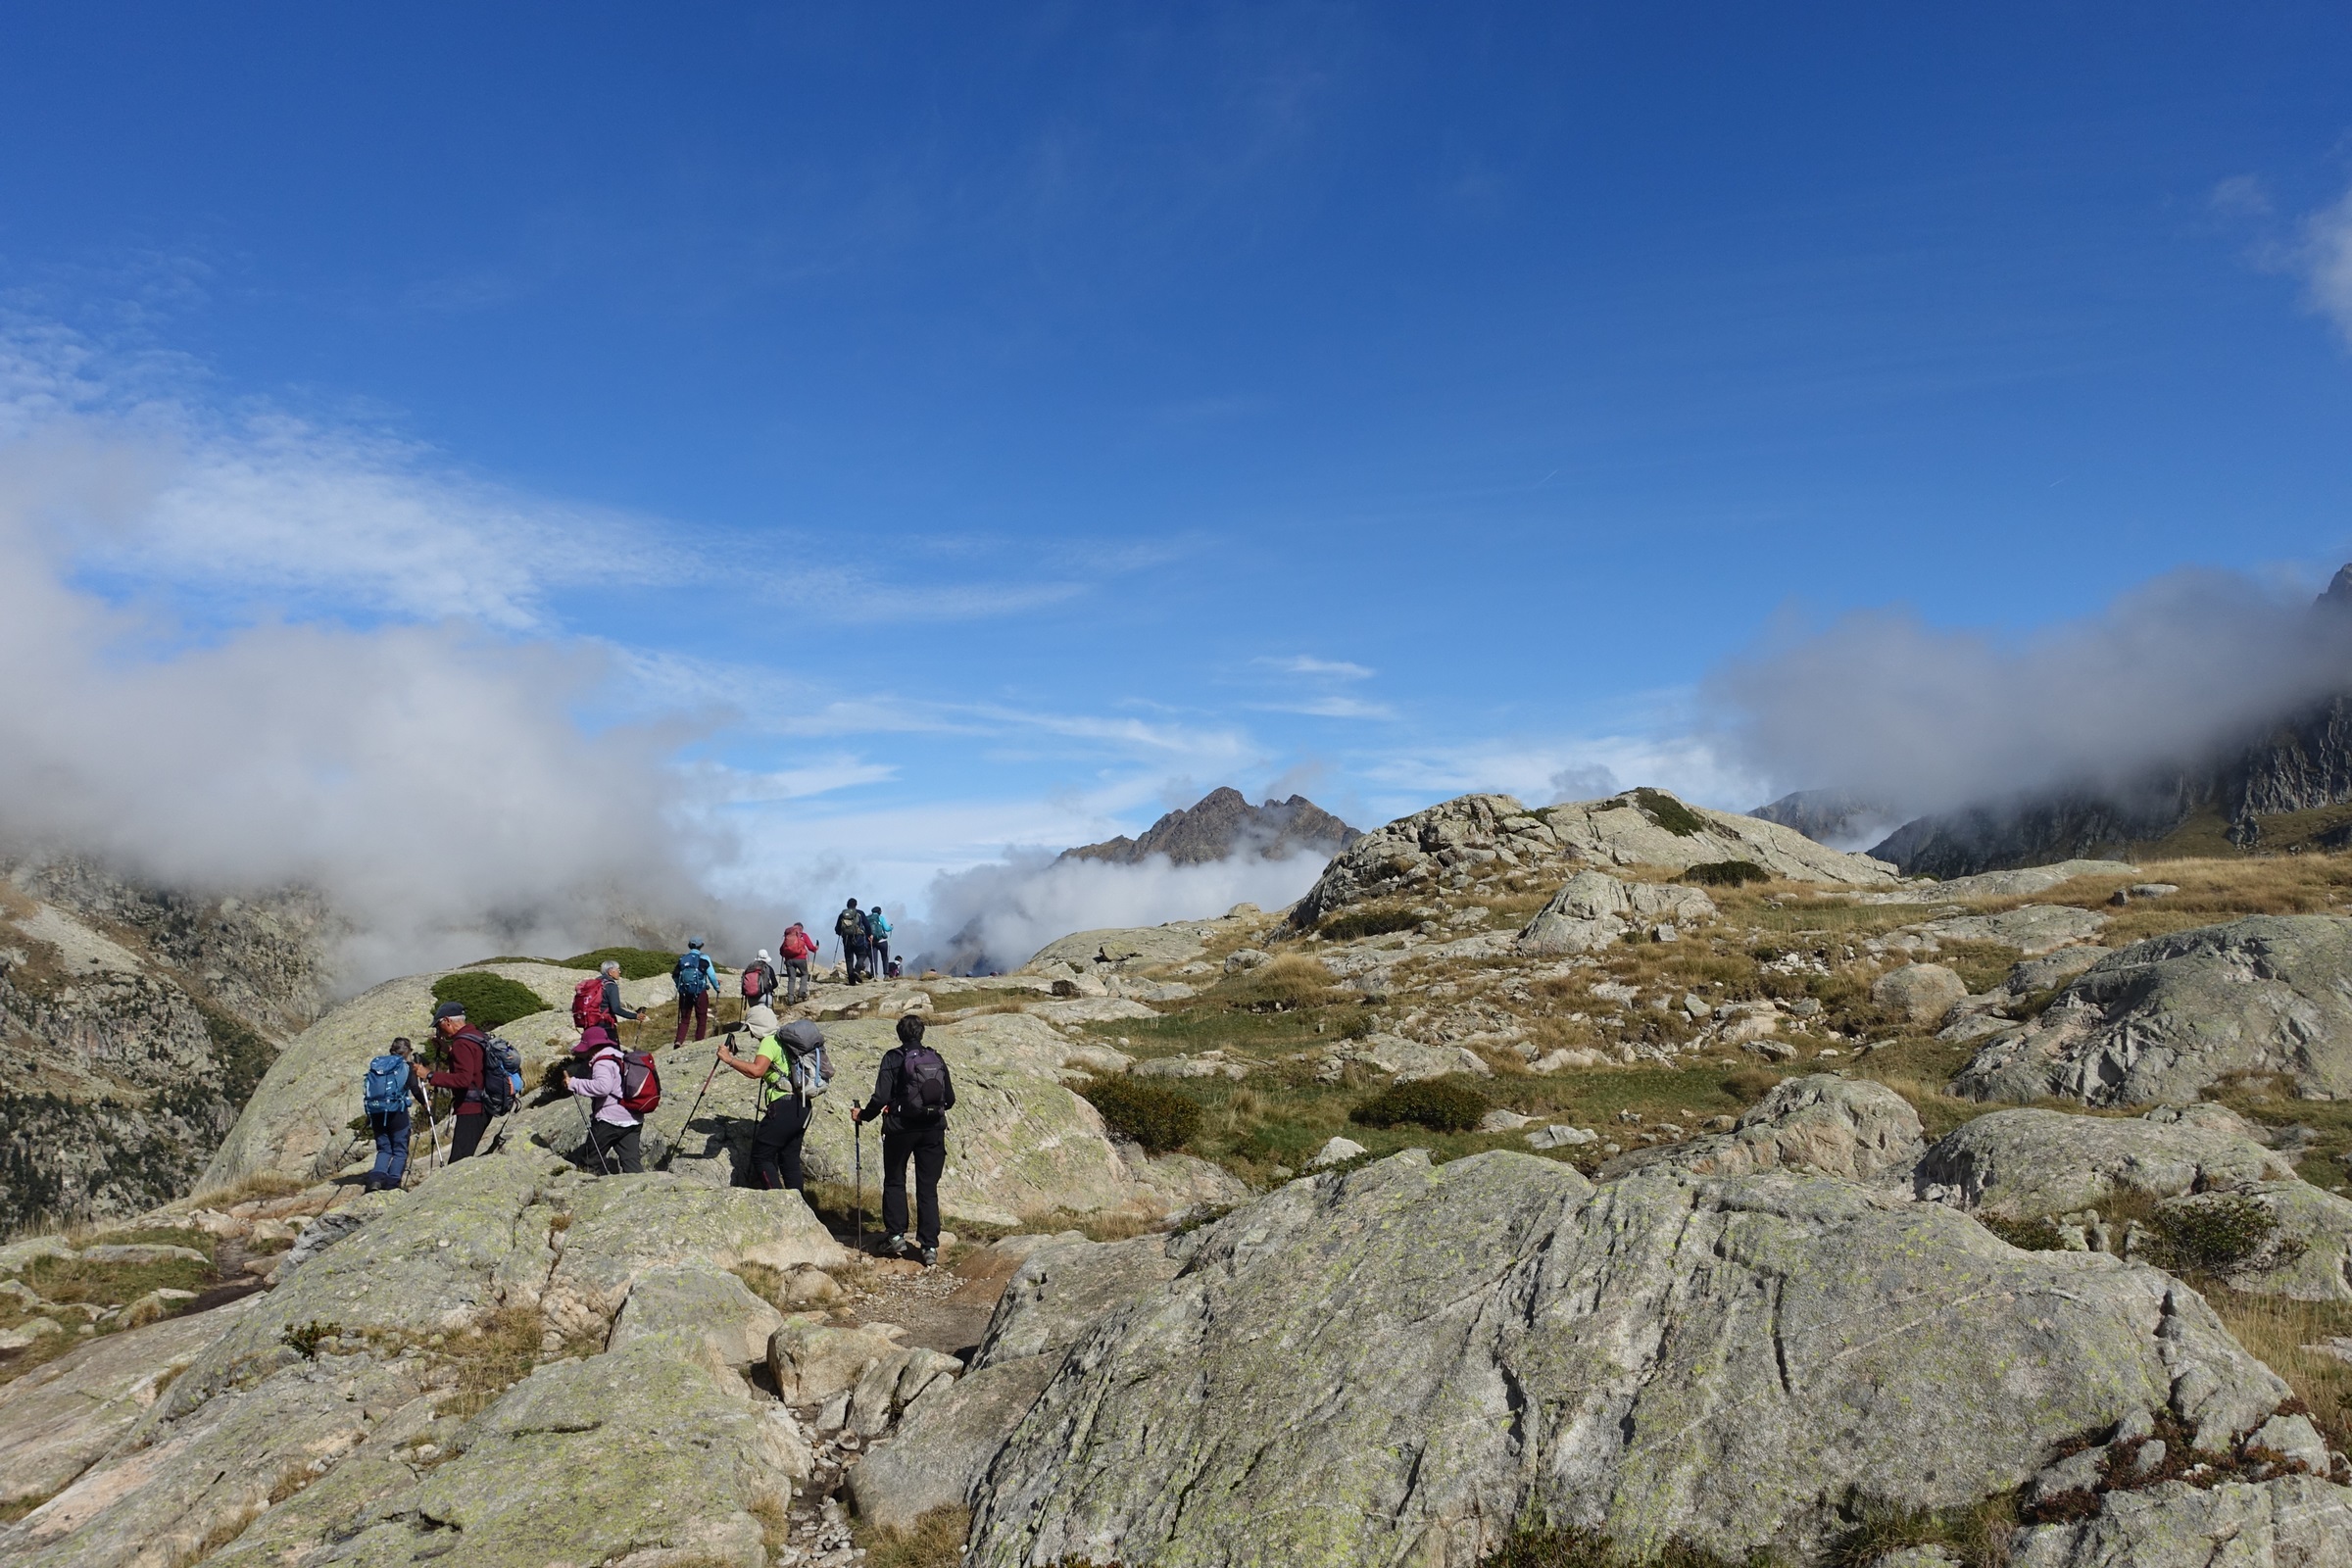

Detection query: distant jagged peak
xmin=1060 ymin=787 xmax=1360 ymax=866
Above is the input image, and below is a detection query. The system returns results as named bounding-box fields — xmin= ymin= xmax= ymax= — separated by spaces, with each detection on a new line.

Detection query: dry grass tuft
xmin=857 ymin=1505 xmax=970 ymax=1568
xmin=2204 ymin=1289 xmax=2352 ymax=1453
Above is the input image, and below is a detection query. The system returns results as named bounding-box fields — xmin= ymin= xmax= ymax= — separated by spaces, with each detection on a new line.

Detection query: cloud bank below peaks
xmin=1706 ymin=564 xmax=2352 ymax=820
xmin=0 ymin=424 xmax=745 ymax=989
xmin=912 ymin=847 xmax=1329 ymax=975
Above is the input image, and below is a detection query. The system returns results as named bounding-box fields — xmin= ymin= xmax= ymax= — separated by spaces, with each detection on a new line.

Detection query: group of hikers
xmin=359 ymin=921 xmax=956 ymax=1264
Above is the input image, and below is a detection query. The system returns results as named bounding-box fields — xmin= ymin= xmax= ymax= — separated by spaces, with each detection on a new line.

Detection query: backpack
xmin=362 ymin=1054 xmax=410 ymax=1117
xmin=571 ymin=974 xmax=609 ymax=1029
xmin=673 ymin=952 xmax=710 ymax=996
xmin=617 ymin=1050 xmax=662 ymax=1116
xmin=835 ymin=909 xmax=861 ymax=940
xmin=782 ymin=930 xmax=813 ymax=960
xmin=777 ymin=1021 xmax=831 ymax=1100
xmin=480 ymin=1035 xmax=522 ymax=1116
xmin=899 ymin=1044 xmax=950 ymax=1116
xmin=741 ymin=964 xmax=765 ymax=999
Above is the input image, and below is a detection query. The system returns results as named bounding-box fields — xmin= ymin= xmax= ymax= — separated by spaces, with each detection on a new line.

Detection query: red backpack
xmin=571 ymin=974 xmax=609 ymax=1029
xmin=617 ymin=1050 xmax=662 ymax=1116
xmin=741 ymin=966 xmax=763 ymax=999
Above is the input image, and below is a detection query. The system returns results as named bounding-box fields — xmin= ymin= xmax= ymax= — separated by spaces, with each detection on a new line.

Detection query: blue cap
xmin=432 ymin=1001 xmax=466 ymax=1021
xmin=688 ymin=936 xmax=706 ymax=949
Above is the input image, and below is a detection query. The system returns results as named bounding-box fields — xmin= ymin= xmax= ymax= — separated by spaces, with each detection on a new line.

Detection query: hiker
xmin=716 ymin=1004 xmax=830 ymax=1192
xmin=566 ymin=1023 xmax=647 ymax=1174
xmin=360 ymin=1037 xmax=430 ymax=1191
xmin=673 ymin=937 xmax=717 ymax=1043
xmin=850 ymin=1013 xmax=956 ymax=1265
xmin=426 ymin=1002 xmax=494 ymax=1162
xmin=571 ymin=959 xmax=642 ymax=1039
xmin=836 ymin=900 xmax=868 ymax=985
xmin=742 ymin=949 xmax=778 ymax=1010
xmin=779 ymin=922 xmax=816 ymax=1003
xmin=866 ymin=905 xmax=893 ymax=979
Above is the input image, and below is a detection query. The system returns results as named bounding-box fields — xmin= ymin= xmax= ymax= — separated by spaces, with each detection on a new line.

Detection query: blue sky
xmin=6 ymin=3 xmax=2352 ymax=932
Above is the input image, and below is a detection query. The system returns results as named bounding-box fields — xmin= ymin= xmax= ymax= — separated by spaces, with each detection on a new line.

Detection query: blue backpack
xmin=362 ymin=1054 xmax=410 ymax=1116
xmin=673 ymin=951 xmax=713 ymax=996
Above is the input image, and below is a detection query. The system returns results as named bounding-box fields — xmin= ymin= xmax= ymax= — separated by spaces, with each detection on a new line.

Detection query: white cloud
xmin=2304 ymin=185 xmax=2352 ymax=349
xmin=914 ymin=849 xmax=1330 ymax=973
xmin=1258 ymin=654 xmax=1374 ymax=679
xmin=1250 ymin=696 xmax=1397 ymax=719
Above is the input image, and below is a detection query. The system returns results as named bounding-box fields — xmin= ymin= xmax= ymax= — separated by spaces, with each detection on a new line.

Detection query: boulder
xmin=850 ymin=1354 xmax=1060 ymax=1534
xmin=964 ymin=1152 xmax=2312 ymax=1567
xmin=1307 ymin=1136 xmax=1368 ymax=1169
xmin=1601 ymin=1075 xmax=1925 ymax=1184
xmin=1023 ymin=919 xmax=1239 ymax=974
xmin=1290 ymin=791 xmax=1892 ymax=929
xmin=1915 ymin=1107 xmax=2294 ymax=1217
xmin=1872 ymin=860 xmax=2140 ymax=904
xmin=1517 ymin=871 xmax=1716 ymax=956
xmin=971 ymin=1235 xmax=1184 ymax=1371
xmin=1915 ymin=904 xmax=2108 ymax=956
xmin=1953 ymin=917 xmax=2352 ymax=1104
xmin=1872 ymin=963 xmax=1969 ymax=1026
xmin=607 ymin=1260 xmax=786 ymax=1390
xmin=212 ymin=1336 xmax=811 ymax=1568
xmin=768 ymin=1320 xmax=908 ymax=1406
xmin=1320 ymin=1032 xmax=1493 ymax=1083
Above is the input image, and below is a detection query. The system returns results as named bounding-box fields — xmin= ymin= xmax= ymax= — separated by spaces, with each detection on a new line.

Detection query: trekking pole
xmin=853 ymin=1114 xmax=864 ymax=1255
xmin=573 ymin=1092 xmax=616 ymax=1176
xmin=658 ymin=1037 xmax=729 ymax=1172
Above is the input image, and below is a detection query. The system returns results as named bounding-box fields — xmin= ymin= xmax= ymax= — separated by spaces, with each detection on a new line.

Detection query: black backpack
xmin=899 ymin=1044 xmax=950 ymax=1116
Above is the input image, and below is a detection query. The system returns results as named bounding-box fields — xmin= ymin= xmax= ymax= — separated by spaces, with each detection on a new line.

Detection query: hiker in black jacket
xmin=851 ymin=1013 xmax=956 ymax=1265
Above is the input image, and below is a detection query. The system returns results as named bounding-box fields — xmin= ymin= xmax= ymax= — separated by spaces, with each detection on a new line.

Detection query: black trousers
xmin=881 ymin=1120 xmax=946 ymax=1249
xmin=586 ymin=1118 xmax=644 ymax=1175
xmin=753 ymin=1096 xmax=808 ymax=1191
xmin=447 ymin=1110 xmax=488 ymax=1162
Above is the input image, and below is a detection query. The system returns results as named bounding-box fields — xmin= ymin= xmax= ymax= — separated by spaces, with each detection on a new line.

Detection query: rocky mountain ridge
xmin=1058 ymin=786 xmax=1358 ymax=866
xmin=0 ymin=852 xmax=342 ymax=1235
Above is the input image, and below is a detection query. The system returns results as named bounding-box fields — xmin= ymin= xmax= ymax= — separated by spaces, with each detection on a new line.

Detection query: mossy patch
xmin=429 ymin=971 xmax=550 ymax=1032
xmin=1684 ymin=860 xmax=1771 ymax=887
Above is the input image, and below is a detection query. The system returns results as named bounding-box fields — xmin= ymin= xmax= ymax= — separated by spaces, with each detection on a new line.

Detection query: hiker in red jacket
xmin=427 ymin=1001 xmax=492 ymax=1162
xmin=779 ymin=922 xmax=817 ymax=1004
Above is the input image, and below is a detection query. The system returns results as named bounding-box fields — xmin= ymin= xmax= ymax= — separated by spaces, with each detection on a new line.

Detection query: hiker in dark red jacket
xmin=427 ymin=1001 xmax=493 ymax=1162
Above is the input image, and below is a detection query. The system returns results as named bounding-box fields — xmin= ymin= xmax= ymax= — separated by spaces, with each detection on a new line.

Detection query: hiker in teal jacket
xmin=867 ymin=906 xmax=893 ymax=979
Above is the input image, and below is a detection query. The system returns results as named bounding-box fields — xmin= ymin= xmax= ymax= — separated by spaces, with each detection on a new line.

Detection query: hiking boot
xmin=920 ymin=1247 xmax=939 ymax=1268
xmin=884 ymin=1234 xmax=911 ymax=1259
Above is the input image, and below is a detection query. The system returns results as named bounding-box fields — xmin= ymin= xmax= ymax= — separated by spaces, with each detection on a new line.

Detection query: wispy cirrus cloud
xmin=1257 ymin=653 xmax=1373 ymax=678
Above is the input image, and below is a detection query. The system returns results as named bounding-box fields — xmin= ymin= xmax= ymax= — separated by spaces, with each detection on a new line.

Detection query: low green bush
xmin=1683 ymin=860 xmax=1770 ymax=887
xmin=1318 ymin=903 xmax=1425 ymax=942
xmin=1350 ymin=1076 xmax=1488 ymax=1133
xmin=1634 ymin=788 xmax=1708 ymax=838
xmin=428 ymin=971 xmax=550 ymax=1033
xmin=1079 ymin=1076 xmax=1201 ymax=1154
xmin=1483 ymin=1525 xmax=1754 ymax=1568
xmin=1980 ymin=1214 xmax=2070 ymax=1252
xmin=559 ymin=947 xmax=678 ymax=981
xmin=2151 ymin=1196 xmax=2297 ymax=1276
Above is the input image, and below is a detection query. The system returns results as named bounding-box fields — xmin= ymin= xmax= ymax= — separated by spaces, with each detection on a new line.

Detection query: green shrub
xmin=429 ymin=972 xmax=551 ymax=1032
xmin=2150 ymin=1196 xmax=2297 ymax=1276
xmin=1079 ymin=1076 xmax=1201 ymax=1154
xmin=1351 ymin=1076 xmax=1487 ymax=1133
xmin=559 ymin=947 xmax=678 ymax=981
xmin=1684 ymin=860 xmax=1769 ymax=887
xmin=1318 ymin=903 xmax=1425 ymax=942
xmin=1633 ymin=788 xmax=1708 ymax=838
xmin=1980 ymin=1214 xmax=2071 ymax=1251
